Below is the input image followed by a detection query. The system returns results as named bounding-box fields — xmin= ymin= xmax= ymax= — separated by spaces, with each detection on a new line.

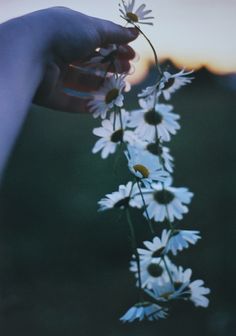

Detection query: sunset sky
xmin=1 ymin=0 xmax=236 ymax=82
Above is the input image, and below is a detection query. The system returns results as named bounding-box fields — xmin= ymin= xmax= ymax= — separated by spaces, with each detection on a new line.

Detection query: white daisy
xmin=189 ymin=280 xmax=210 ymax=308
xmin=98 ymin=181 xmax=142 ymax=211
xmin=138 ymin=84 xmax=158 ymax=99
xmin=165 ymin=229 xmax=201 ymax=256
xmin=171 ymin=266 xmax=192 ymax=285
xmin=128 ymin=99 xmax=180 ymax=142
xmin=171 ymin=267 xmax=210 ymax=308
xmin=120 ymin=302 xmax=167 ymax=322
xmin=130 ymin=137 xmax=174 ymax=173
xmin=146 ymin=266 xmax=191 ymax=302
xmin=88 ymin=74 xmax=125 ymax=119
xmin=158 ymin=266 xmax=210 ymax=307
xmin=137 ymin=230 xmax=170 ymax=262
xmin=143 ymin=142 xmax=174 ymax=173
xmin=92 ymin=111 xmax=137 ymax=159
xmin=158 ymin=69 xmax=194 ymax=100
xmin=173 ymin=267 xmax=210 ymax=308
xmin=125 ymin=145 xmax=169 ymax=187
xmin=141 ymin=181 xmax=194 ymax=222
xmin=130 ymin=255 xmax=175 ymax=289
xmin=119 ymin=0 xmax=154 ymax=25
xmin=146 ymin=281 xmax=182 ymax=303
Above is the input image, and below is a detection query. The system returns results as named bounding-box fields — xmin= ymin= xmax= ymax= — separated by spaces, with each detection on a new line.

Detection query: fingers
xmin=65 ymin=43 xmax=136 ymax=90
xmin=97 ymin=19 xmax=139 ymax=46
xmin=63 ymin=67 xmax=105 ymax=92
xmin=45 ymin=8 xmax=139 ymax=63
xmin=117 ymin=44 xmax=136 ymax=60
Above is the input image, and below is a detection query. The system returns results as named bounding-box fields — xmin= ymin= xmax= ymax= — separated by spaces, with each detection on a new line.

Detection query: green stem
xmin=126 ymin=208 xmax=143 ymax=299
xmin=117 ymin=106 xmax=123 ymax=131
xmin=136 ymin=179 xmax=155 ymax=235
xmin=162 ymin=256 xmax=174 ymax=287
xmin=113 ymin=109 xmax=117 ymax=131
xmin=131 ymin=22 xmax=163 ymax=78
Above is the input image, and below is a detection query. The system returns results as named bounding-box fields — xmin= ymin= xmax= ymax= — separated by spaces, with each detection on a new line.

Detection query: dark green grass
xmin=0 ymin=70 xmax=235 ymax=335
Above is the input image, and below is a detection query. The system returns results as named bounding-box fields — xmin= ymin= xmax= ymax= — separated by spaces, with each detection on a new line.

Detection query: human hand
xmin=0 ymin=7 xmax=138 ymax=173
xmin=32 ymin=7 xmax=138 ymax=113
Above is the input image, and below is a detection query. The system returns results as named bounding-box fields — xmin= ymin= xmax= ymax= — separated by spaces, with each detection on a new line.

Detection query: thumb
xmin=96 ymin=20 xmax=139 ymax=46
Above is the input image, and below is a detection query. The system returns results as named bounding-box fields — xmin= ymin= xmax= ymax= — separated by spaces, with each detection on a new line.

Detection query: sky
xmin=1 ymin=0 xmax=236 ymax=82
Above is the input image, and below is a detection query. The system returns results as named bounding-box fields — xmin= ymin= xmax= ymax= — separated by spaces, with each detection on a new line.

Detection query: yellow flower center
xmin=133 ymin=164 xmax=149 ymax=178
xmin=105 ymin=88 xmax=119 ymax=104
xmin=126 ymin=12 xmax=139 ymax=22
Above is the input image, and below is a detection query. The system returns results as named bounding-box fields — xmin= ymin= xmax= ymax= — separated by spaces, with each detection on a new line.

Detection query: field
xmin=0 ymin=67 xmax=235 ymax=335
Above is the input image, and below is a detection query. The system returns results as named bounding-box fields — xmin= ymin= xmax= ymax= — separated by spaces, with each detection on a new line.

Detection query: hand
xmin=0 ymin=7 xmax=138 ymax=173
xmin=32 ymin=7 xmax=138 ymax=113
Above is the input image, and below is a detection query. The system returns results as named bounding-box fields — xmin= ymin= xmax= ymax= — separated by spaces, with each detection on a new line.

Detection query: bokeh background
xmin=0 ymin=1 xmax=236 ymax=335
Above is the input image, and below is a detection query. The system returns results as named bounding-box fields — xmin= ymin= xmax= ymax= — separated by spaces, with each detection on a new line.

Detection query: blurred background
xmin=0 ymin=0 xmax=236 ymax=335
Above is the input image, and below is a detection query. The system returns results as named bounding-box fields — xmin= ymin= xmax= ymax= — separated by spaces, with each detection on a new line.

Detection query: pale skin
xmin=0 ymin=7 xmax=138 ymax=177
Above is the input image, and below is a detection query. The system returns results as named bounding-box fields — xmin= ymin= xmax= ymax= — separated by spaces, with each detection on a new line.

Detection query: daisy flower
xmin=98 ymin=181 xmax=142 ymax=211
xmin=125 ymin=145 xmax=169 ymax=187
xmin=88 ymin=74 xmax=125 ymax=119
xmin=146 ymin=280 xmax=183 ymax=302
xmin=119 ymin=0 xmax=154 ymax=26
xmin=138 ymin=84 xmax=158 ymax=99
xmin=120 ymin=302 xmax=167 ymax=322
xmin=92 ymin=111 xmax=137 ymax=159
xmin=173 ymin=267 xmax=210 ymax=308
xmin=165 ymin=230 xmax=201 ymax=256
xmin=128 ymin=99 xmax=180 ymax=142
xmin=144 ymin=142 xmax=174 ymax=173
xmin=140 ymin=181 xmax=194 ymax=222
xmin=156 ymin=266 xmax=210 ymax=307
xmin=189 ymin=279 xmax=210 ymax=307
xmin=137 ymin=230 xmax=170 ymax=262
xmin=158 ymin=69 xmax=194 ymax=101
xmin=130 ymin=255 xmax=176 ymax=289
xmin=146 ymin=266 xmax=191 ymax=302
xmin=170 ymin=267 xmax=210 ymax=307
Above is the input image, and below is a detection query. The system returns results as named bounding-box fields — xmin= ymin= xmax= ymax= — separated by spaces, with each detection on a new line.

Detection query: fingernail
xmin=127 ymin=27 xmax=139 ymax=39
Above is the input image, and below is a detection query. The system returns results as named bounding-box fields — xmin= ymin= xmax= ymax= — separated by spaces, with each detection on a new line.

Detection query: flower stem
xmin=131 ymin=23 xmax=163 ymax=79
xmin=126 ymin=208 xmax=143 ymax=299
xmin=117 ymin=106 xmax=124 ymax=130
xmin=162 ymin=256 xmax=174 ymax=287
xmin=136 ymin=179 xmax=155 ymax=235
